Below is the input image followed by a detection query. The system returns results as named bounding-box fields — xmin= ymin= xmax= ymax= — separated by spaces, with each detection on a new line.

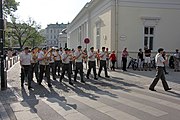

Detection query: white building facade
xmin=67 ymin=0 xmax=180 ymax=67
xmin=45 ymin=23 xmax=67 ymax=47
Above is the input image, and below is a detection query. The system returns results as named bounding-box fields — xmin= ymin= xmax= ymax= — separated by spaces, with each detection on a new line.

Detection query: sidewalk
xmin=1 ymin=62 xmax=180 ymax=120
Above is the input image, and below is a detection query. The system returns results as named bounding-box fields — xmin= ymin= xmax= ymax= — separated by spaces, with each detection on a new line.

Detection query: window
xmin=51 ymin=29 xmax=53 ymax=33
xmin=144 ymin=27 xmax=155 ymax=50
xmin=96 ymin=23 xmax=101 ymax=49
xmin=65 ymin=43 xmax=67 ymax=48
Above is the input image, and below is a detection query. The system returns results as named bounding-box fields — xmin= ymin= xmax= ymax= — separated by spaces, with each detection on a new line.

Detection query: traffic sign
xmin=84 ymin=38 xmax=90 ymax=44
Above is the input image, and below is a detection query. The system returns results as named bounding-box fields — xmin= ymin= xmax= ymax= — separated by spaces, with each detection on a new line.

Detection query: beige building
xmin=45 ymin=23 xmax=67 ymax=47
xmin=67 ymin=0 xmax=180 ymax=67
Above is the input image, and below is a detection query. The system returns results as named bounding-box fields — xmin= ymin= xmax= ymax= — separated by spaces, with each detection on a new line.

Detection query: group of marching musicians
xmin=19 ymin=46 xmax=111 ymax=90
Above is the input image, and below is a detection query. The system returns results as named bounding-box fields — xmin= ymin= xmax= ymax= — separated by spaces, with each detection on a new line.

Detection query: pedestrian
xmin=86 ymin=47 xmax=98 ymax=80
xmin=38 ymin=47 xmax=52 ymax=87
xmin=31 ymin=47 xmax=39 ymax=82
xmin=173 ymin=49 xmax=180 ymax=72
xmin=109 ymin=50 xmax=116 ymax=71
xmin=137 ymin=48 xmax=144 ymax=71
xmin=60 ymin=48 xmax=73 ymax=85
xmin=144 ymin=47 xmax=152 ymax=71
xmin=19 ymin=47 xmax=32 ymax=90
xmin=121 ymin=48 xmax=128 ymax=71
xmin=98 ymin=47 xmax=110 ymax=78
xmin=73 ymin=46 xmax=86 ymax=83
xmin=149 ymin=48 xmax=172 ymax=91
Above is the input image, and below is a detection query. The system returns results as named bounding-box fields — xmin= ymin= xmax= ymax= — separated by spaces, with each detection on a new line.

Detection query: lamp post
xmin=0 ymin=0 xmax=7 ymax=90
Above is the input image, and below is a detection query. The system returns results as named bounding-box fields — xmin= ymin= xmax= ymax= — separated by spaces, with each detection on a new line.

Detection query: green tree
xmin=3 ymin=0 xmax=19 ymax=15
xmin=7 ymin=16 xmax=45 ymax=49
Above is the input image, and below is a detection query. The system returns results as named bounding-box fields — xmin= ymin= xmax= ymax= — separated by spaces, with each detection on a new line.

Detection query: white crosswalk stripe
xmin=111 ymin=89 xmax=180 ymax=111
xmin=71 ymin=95 xmax=141 ymax=120
xmin=0 ymin=102 xmax=10 ymax=120
xmin=41 ymin=98 xmax=91 ymax=120
xmin=10 ymin=102 xmax=41 ymax=120
xmin=92 ymin=91 xmax=168 ymax=117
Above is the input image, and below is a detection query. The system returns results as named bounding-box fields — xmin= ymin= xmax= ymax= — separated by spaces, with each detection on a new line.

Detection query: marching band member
xmin=19 ymin=47 xmax=33 ymax=90
xmin=54 ymin=48 xmax=62 ymax=76
xmin=60 ymin=48 xmax=73 ymax=85
xmin=38 ymin=47 xmax=52 ymax=87
xmin=68 ymin=49 xmax=73 ymax=74
xmin=86 ymin=47 xmax=98 ymax=80
xmin=31 ymin=47 xmax=39 ymax=82
xmin=73 ymin=46 xmax=86 ymax=83
xmin=49 ymin=49 xmax=56 ymax=80
xmin=98 ymin=47 xmax=110 ymax=78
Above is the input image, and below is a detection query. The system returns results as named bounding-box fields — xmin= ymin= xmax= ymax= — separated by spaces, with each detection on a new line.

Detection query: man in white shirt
xmin=60 ymin=48 xmax=73 ymax=85
xmin=38 ymin=47 xmax=52 ymax=87
xmin=86 ymin=47 xmax=98 ymax=80
xmin=20 ymin=47 xmax=32 ymax=90
xmin=49 ymin=49 xmax=56 ymax=80
xmin=31 ymin=47 xmax=39 ymax=82
xmin=98 ymin=47 xmax=110 ymax=78
xmin=54 ymin=48 xmax=62 ymax=76
xmin=73 ymin=46 xmax=85 ymax=83
xmin=149 ymin=48 xmax=171 ymax=91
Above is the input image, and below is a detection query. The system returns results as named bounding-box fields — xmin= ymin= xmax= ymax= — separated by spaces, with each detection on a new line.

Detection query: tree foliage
xmin=6 ymin=16 xmax=45 ymax=49
xmin=3 ymin=0 xmax=19 ymax=15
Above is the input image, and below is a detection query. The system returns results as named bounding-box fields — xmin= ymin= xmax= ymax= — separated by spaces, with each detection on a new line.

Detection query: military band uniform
xmin=74 ymin=47 xmax=85 ymax=83
xmin=38 ymin=50 xmax=52 ymax=87
xmin=54 ymin=49 xmax=62 ymax=76
xmin=31 ymin=52 xmax=39 ymax=82
xmin=49 ymin=51 xmax=56 ymax=80
xmin=98 ymin=47 xmax=109 ymax=78
xmin=20 ymin=50 xmax=32 ymax=89
xmin=149 ymin=48 xmax=171 ymax=91
xmin=60 ymin=49 xmax=73 ymax=85
xmin=86 ymin=48 xmax=98 ymax=80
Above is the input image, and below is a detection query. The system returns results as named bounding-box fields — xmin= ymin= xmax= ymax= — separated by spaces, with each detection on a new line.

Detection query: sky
xmin=14 ymin=0 xmax=91 ymax=29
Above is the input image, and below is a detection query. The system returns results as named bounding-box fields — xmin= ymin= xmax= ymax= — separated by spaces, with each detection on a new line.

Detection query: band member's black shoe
xmin=149 ymin=88 xmax=156 ymax=91
xmin=86 ymin=76 xmax=89 ymax=79
xmin=81 ymin=80 xmax=85 ymax=83
xmin=94 ymin=78 xmax=98 ymax=80
xmin=48 ymin=84 xmax=52 ymax=88
xmin=165 ymin=88 xmax=172 ymax=91
xmin=69 ymin=82 xmax=73 ymax=86
xmin=105 ymin=76 xmax=110 ymax=78
xmin=28 ymin=86 xmax=33 ymax=90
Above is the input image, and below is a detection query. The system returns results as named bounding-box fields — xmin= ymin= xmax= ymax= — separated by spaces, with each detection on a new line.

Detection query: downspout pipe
xmin=115 ymin=0 xmax=119 ymax=68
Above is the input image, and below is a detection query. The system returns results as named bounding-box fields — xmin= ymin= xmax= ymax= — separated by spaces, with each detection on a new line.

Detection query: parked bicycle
xmin=127 ymin=57 xmax=138 ymax=70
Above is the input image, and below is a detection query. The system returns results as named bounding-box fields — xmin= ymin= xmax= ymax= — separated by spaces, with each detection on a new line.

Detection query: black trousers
xmin=69 ymin=61 xmax=73 ymax=74
xmin=39 ymin=65 xmax=51 ymax=85
xmin=55 ymin=60 xmax=62 ymax=75
xmin=21 ymin=65 xmax=32 ymax=87
xmin=31 ymin=63 xmax=39 ymax=82
xmin=60 ymin=63 xmax=71 ymax=82
xmin=149 ymin=67 xmax=170 ymax=90
xmin=87 ymin=61 xmax=97 ymax=78
xmin=122 ymin=57 xmax=127 ymax=71
xmin=111 ymin=60 xmax=116 ymax=70
xmin=74 ymin=62 xmax=84 ymax=81
xmin=49 ymin=62 xmax=56 ymax=80
xmin=98 ymin=60 xmax=108 ymax=77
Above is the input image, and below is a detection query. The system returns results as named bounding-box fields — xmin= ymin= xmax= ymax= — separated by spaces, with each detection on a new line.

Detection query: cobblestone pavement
xmin=0 ymin=62 xmax=180 ymax=120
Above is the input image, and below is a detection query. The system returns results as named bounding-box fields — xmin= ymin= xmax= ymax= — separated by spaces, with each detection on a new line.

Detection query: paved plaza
xmin=0 ymin=62 xmax=180 ymax=120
